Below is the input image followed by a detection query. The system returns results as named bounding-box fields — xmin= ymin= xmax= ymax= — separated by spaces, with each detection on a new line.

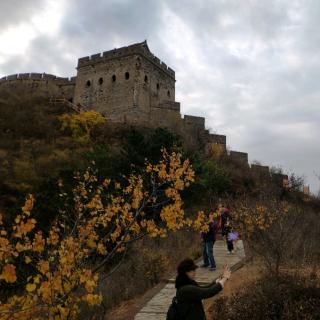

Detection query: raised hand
xmin=222 ymin=264 xmax=231 ymax=279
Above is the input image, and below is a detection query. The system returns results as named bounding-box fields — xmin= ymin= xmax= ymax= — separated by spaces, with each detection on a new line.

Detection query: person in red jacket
xmin=221 ymin=207 xmax=234 ymax=254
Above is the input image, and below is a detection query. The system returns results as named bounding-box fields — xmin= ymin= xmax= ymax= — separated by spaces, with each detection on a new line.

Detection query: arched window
xmin=98 ymin=77 xmax=103 ymax=85
xmin=112 ymin=75 xmax=116 ymax=82
xmin=167 ymin=90 xmax=170 ymax=97
xmin=157 ymin=83 xmax=160 ymax=90
xmin=125 ymin=72 xmax=130 ymax=80
xmin=86 ymin=80 xmax=91 ymax=87
xmin=144 ymin=75 xmax=148 ymax=83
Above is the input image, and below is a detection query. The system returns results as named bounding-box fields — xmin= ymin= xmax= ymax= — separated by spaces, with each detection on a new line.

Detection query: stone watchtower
xmin=73 ymin=41 xmax=177 ymax=125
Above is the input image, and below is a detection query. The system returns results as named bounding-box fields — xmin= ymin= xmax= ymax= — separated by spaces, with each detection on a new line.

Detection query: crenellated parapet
xmin=0 ymin=73 xmax=76 ymax=101
xmin=207 ymin=133 xmax=226 ymax=147
xmin=0 ymin=73 xmax=76 ymax=84
xmin=156 ymin=101 xmax=180 ymax=112
xmin=272 ymin=173 xmax=289 ymax=188
xmin=183 ymin=115 xmax=205 ymax=128
xmin=251 ymin=164 xmax=270 ymax=177
xmin=77 ymin=41 xmax=175 ymax=79
xmin=229 ymin=151 xmax=249 ymax=165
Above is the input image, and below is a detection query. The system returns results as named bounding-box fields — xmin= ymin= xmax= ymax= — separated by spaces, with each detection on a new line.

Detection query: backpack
xmin=166 ymin=296 xmax=179 ymax=320
xmin=166 ymin=295 xmax=192 ymax=320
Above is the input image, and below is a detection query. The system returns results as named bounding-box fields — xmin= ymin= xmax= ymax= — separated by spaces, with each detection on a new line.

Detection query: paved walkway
xmin=134 ymin=239 xmax=246 ymax=320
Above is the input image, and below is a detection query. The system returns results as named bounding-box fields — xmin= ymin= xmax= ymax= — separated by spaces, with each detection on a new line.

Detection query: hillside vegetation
xmin=0 ymin=96 xmax=319 ymax=319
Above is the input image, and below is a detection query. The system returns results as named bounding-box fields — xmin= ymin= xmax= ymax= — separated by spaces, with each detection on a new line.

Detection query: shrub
xmin=209 ymin=271 xmax=320 ymax=320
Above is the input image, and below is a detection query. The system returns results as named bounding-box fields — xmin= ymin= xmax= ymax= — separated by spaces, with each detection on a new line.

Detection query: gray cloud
xmin=0 ymin=0 xmax=319 ymax=192
xmin=0 ymin=0 xmax=45 ymax=29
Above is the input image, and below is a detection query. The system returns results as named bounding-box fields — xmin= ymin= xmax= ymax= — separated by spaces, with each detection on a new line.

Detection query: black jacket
xmin=176 ymin=279 xmax=222 ymax=320
xmin=201 ymin=221 xmax=217 ymax=242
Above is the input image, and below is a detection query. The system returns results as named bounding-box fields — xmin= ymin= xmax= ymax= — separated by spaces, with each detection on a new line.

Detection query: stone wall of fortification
xmin=0 ymin=73 xmax=75 ymax=100
xmin=74 ymin=42 xmax=176 ymax=125
xmin=0 ymin=43 xmax=279 ymax=179
xmin=150 ymin=101 xmax=181 ymax=129
xmin=74 ymin=54 xmax=139 ymax=121
xmin=251 ymin=164 xmax=270 ymax=177
xmin=229 ymin=151 xmax=249 ymax=165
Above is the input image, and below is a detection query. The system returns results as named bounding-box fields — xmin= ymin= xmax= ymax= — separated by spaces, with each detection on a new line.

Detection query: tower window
xmin=144 ymin=75 xmax=148 ymax=83
xmin=167 ymin=90 xmax=170 ymax=97
xmin=157 ymin=83 xmax=160 ymax=90
xmin=98 ymin=77 xmax=103 ymax=85
xmin=125 ymin=72 xmax=130 ymax=80
xmin=86 ymin=80 xmax=91 ymax=87
xmin=112 ymin=75 xmax=116 ymax=82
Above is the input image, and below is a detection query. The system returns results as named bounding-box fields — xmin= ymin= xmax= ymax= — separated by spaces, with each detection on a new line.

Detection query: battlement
xmin=272 ymin=173 xmax=289 ymax=188
xmin=251 ymin=164 xmax=270 ymax=176
xmin=183 ymin=115 xmax=205 ymax=127
xmin=0 ymin=73 xmax=76 ymax=84
xmin=156 ymin=101 xmax=180 ymax=112
xmin=207 ymin=133 xmax=227 ymax=146
xmin=229 ymin=151 xmax=249 ymax=164
xmin=272 ymin=173 xmax=289 ymax=181
xmin=77 ymin=41 xmax=175 ymax=79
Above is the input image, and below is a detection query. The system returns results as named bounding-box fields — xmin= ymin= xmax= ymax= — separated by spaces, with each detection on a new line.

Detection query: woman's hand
xmin=222 ymin=264 xmax=231 ymax=280
xmin=216 ymin=264 xmax=231 ymax=288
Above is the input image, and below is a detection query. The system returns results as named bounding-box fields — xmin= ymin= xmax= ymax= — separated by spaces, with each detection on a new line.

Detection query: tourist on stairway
xmin=200 ymin=212 xmax=218 ymax=270
xmin=169 ymin=259 xmax=231 ymax=320
xmin=220 ymin=206 xmax=234 ymax=254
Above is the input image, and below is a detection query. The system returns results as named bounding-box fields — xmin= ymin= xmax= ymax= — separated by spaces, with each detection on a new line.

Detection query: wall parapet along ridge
xmin=229 ymin=151 xmax=249 ymax=164
xmin=183 ymin=115 xmax=205 ymax=127
xmin=0 ymin=73 xmax=76 ymax=84
xmin=207 ymin=133 xmax=227 ymax=146
xmin=155 ymin=101 xmax=180 ymax=112
xmin=251 ymin=164 xmax=270 ymax=176
xmin=77 ymin=41 xmax=175 ymax=78
xmin=0 ymin=40 xmax=285 ymax=181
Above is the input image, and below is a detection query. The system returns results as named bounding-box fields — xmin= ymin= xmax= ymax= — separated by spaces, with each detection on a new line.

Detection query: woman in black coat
xmin=175 ymin=258 xmax=231 ymax=320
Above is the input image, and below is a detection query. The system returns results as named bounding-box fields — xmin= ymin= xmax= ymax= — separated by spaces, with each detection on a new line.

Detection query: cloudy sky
xmin=0 ymin=0 xmax=319 ymax=193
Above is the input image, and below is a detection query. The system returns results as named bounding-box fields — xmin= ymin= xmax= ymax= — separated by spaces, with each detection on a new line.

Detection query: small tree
xmin=59 ymin=111 xmax=106 ymax=143
xmin=231 ymin=199 xmax=300 ymax=275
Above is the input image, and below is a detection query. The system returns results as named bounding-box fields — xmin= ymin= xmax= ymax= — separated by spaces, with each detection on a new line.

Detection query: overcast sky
xmin=0 ymin=0 xmax=319 ymax=193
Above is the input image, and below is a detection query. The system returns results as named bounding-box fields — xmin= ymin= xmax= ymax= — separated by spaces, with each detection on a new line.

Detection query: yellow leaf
xmin=26 ymin=283 xmax=36 ymax=292
xmin=0 ymin=264 xmax=17 ymax=283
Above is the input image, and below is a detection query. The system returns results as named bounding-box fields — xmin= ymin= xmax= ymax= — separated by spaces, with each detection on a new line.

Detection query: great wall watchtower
xmin=71 ymin=41 xmax=227 ymax=150
xmin=74 ymin=41 xmax=177 ymax=125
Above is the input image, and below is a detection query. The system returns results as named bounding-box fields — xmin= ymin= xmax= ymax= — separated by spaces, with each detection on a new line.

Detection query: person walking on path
xmin=201 ymin=213 xmax=218 ymax=270
xmin=174 ymin=259 xmax=231 ymax=320
xmin=220 ymin=206 xmax=234 ymax=254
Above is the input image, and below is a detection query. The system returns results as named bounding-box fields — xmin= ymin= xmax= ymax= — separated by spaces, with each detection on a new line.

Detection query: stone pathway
xmin=134 ymin=240 xmax=246 ymax=320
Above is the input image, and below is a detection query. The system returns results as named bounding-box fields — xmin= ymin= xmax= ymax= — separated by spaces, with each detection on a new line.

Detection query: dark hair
xmin=177 ymin=258 xmax=198 ymax=274
xmin=175 ymin=258 xmax=198 ymax=289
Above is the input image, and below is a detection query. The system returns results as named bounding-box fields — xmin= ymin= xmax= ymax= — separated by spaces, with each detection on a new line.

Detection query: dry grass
xmin=207 ymin=260 xmax=320 ymax=320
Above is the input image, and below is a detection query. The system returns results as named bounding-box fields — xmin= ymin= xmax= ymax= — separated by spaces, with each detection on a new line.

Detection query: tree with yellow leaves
xmin=59 ymin=110 xmax=106 ymax=143
xmin=230 ymin=199 xmax=295 ymax=274
xmin=0 ymin=150 xmax=195 ymax=319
